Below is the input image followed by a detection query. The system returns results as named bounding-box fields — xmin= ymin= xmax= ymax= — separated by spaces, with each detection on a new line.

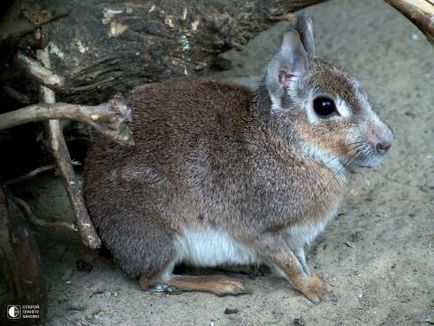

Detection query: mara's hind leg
xmin=89 ymin=203 xmax=177 ymax=280
xmin=90 ymin=203 xmax=249 ymax=297
xmin=141 ymin=274 xmax=249 ymax=297
xmin=166 ymin=275 xmax=248 ymax=296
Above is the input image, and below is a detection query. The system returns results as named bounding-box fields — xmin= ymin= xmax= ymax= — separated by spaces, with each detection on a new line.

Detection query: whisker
xmin=323 ymin=142 xmax=364 ymax=166
xmin=311 ymin=141 xmax=371 ymax=194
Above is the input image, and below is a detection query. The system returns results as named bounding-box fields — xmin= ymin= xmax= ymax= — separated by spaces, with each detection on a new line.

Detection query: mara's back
xmin=83 ymin=78 xmax=256 ymax=240
xmin=84 ymin=78 xmax=253 ymax=186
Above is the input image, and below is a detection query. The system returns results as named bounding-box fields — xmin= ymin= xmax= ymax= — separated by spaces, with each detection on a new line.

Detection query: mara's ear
xmin=265 ymin=30 xmax=308 ymax=103
xmin=295 ymin=14 xmax=315 ymax=56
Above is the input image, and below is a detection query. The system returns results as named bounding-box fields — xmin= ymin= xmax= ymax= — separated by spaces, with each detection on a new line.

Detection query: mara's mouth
xmin=350 ymin=153 xmax=385 ymax=169
xmin=339 ymin=142 xmax=386 ymax=170
xmin=353 ymin=162 xmax=375 ymax=169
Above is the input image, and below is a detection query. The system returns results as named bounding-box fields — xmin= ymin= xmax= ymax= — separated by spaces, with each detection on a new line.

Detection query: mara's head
xmin=263 ymin=14 xmax=393 ymax=170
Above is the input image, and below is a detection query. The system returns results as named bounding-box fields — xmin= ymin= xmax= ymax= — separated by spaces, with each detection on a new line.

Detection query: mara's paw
xmin=297 ymin=274 xmax=327 ymax=304
xmin=149 ymin=283 xmax=184 ymax=295
xmin=210 ymin=276 xmax=250 ymax=296
xmin=138 ymin=275 xmax=156 ymax=290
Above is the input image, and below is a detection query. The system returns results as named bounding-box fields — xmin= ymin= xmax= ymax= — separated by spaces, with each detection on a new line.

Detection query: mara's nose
xmin=371 ymin=119 xmax=393 ymax=155
xmin=376 ymin=142 xmax=391 ymax=154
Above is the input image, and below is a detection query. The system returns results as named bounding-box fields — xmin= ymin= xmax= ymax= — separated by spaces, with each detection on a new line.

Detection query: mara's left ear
xmin=295 ymin=14 xmax=315 ymax=56
xmin=265 ymin=30 xmax=308 ymax=105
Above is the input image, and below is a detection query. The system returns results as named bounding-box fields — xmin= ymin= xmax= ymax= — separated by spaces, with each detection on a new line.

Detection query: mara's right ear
xmin=265 ymin=30 xmax=308 ymax=106
xmin=295 ymin=14 xmax=315 ymax=56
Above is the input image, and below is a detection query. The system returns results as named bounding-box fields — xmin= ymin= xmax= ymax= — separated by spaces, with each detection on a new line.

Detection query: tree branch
xmin=15 ymin=197 xmax=78 ymax=232
xmin=36 ymin=46 xmax=102 ymax=249
xmin=16 ymin=52 xmax=65 ymax=90
xmin=5 ymin=165 xmax=57 ymax=185
xmin=0 ymin=100 xmax=133 ymax=146
xmin=2 ymin=85 xmax=31 ymax=105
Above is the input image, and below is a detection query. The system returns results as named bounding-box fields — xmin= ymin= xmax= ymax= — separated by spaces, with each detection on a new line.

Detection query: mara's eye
xmin=313 ymin=96 xmax=338 ymax=117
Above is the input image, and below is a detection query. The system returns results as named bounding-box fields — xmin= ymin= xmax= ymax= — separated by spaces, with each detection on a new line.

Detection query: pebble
xmin=62 ymin=269 xmax=73 ymax=282
xmin=224 ymin=308 xmax=239 ymax=315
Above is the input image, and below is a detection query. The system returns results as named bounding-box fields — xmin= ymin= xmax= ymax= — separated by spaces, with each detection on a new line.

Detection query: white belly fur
xmin=287 ymin=199 xmax=341 ymax=249
xmin=174 ymin=199 xmax=340 ymax=270
xmin=287 ymin=220 xmax=329 ymax=249
xmin=176 ymin=228 xmax=257 ymax=267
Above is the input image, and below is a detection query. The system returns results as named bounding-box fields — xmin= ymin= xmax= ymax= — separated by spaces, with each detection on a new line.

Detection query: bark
xmin=1 ymin=0 xmax=433 ymax=107
xmin=0 ymin=183 xmax=47 ymax=325
xmin=0 ymin=0 xmax=71 ymax=42
xmin=40 ymin=0 xmax=326 ymax=104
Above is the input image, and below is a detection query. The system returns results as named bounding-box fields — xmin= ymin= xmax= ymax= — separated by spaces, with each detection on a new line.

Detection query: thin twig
xmin=5 ymin=165 xmax=56 ymax=185
xmin=2 ymin=85 xmax=31 ymax=105
xmin=4 ymin=162 xmax=81 ymax=185
xmin=36 ymin=46 xmax=101 ymax=249
xmin=16 ymin=52 xmax=65 ymax=90
xmin=15 ymin=197 xmax=78 ymax=232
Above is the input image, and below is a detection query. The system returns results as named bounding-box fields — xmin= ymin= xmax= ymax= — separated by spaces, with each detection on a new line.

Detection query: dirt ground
xmin=2 ymin=0 xmax=433 ymax=325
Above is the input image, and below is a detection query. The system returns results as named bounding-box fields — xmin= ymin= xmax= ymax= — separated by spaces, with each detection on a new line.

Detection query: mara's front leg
xmin=256 ymin=235 xmax=326 ymax=303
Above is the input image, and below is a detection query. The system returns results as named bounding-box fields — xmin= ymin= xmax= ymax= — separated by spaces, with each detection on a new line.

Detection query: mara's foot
xmin=294 ymin=273 xmax=326 ymax=303
xmin=141 ymin=274 xmax=249 ymax=296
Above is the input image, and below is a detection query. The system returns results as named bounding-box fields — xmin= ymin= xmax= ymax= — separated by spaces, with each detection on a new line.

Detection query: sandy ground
xmin=2 ymin=0 xmax=433 ymax=325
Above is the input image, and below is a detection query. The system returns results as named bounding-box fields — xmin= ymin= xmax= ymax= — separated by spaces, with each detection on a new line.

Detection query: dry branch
xmin=16 ymin=52 xmax=65 ymax=90
xmin=4 ymin=163 xmax=80 ymax=185
xmin=385 ymin=0 xmax=434 ymax=45
xmin=0 ymin=100 xmax=133 ymax=146
xmin=2 ymin=85 xmax=31 ymax=105
xmin=15 ymin=197 xmax=78 ymax=232
xmin=5 ymin=165 xmax=57 ymax=185
xmin=36 ymin=46 xmax=102 ymax=249
xmin=48 ymin=119 xmax=102 ymax=248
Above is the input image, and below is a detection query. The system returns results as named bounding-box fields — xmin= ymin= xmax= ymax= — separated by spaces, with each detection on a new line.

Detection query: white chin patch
xmin=300 ymin=141 xmax=346 ymax=174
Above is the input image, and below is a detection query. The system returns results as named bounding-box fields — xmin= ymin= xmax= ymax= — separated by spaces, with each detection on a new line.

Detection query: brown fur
xmin=84 ymin=77 xmax=343 ymax=299
xmin=83 ymin=16 xmax=392 ymax=302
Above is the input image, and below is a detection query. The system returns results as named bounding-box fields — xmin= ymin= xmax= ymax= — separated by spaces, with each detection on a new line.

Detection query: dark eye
xmin=313 ymin=96 xmax=338 ymax=117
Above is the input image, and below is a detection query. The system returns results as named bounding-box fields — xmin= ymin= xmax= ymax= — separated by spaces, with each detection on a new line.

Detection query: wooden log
xmin=0 ymin=182 xmax=47 ymax=325
xmin=39 ymin=0 xmax=327 ymax=104
xmin=1 ymin=0 xmax=433 ymax=107
xmin=0 ymin=0 xmax=71 ymax=41
xmin=385 ymin=0 xmax=434 ymax=45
